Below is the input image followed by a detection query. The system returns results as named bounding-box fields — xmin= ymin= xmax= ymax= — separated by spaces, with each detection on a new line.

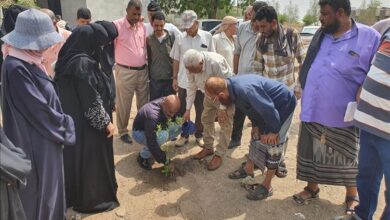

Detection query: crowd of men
xmin=0 ymin=0 xmax=389 ymax=220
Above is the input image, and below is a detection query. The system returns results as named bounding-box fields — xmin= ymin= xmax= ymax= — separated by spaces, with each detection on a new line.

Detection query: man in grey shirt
xmin=229 ymin=1 xmax=267 ymax=149
xmin=147 ymin=11 xmax=176 ymax=100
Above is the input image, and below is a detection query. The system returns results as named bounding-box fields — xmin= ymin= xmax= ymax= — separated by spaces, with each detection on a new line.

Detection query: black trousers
xmin=231 ymin=107 xmax=246 ymax=141
xmin=149 ymin=78 xmax=175 ymax=101
xmin=178 ymin=87 xmax=203 ymax=138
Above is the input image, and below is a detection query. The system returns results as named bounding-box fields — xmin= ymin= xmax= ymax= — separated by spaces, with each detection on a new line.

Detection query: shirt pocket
xmin=332 ymin=48 xmax=360 ymax=76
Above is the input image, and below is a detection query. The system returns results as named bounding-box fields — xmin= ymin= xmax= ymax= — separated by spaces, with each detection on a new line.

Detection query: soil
xmin=67 ymin=102 xmax=385 ymax=220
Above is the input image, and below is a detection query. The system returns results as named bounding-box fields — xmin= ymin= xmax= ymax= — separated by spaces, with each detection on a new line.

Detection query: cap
xmin=181 ymin=10 xmax=197 ymax=29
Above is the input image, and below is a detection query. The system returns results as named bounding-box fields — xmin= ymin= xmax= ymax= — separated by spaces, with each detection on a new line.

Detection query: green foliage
xmin=284 ymin=0 xmax=299 ymax=23
xmin=1 ymin=0 xmax=39 ymax=8
xmin=302 ymin=14 xmax=316 ymax=26
xmin=159 ymin=0 xmax=234 ymax=19
xmin=278 ymin=13 xmax=288 ymax=24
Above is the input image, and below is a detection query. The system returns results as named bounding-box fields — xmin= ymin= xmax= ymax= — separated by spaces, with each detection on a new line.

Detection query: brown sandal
xmin=345 ymin=195 xmax=360 ymax=215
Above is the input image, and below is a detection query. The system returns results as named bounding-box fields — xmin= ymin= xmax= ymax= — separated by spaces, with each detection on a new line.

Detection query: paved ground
xmin=67 ymin=101 xmax=385 ymax=220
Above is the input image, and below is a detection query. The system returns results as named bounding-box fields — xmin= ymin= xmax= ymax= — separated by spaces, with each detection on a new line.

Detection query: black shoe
xmin=228 ymin=139 xmax=241 ymax=149
xmin=120 ymin=134 xmax=132 ymax=144
xmin=276 ymin=161 xmax=288 ymax=178
xmin=137 ymin=154 xmax=152 ymax=170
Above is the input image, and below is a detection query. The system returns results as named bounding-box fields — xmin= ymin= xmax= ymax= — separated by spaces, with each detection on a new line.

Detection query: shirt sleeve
xmin=8 ymin=66 xmax=75 ymax=145
xmin=253 ymin=50 xmax=264 ymax=74
xmin=168 ymin=23 xmax=182 ymax=38
xmin=208 ymin=34 xmax=216 ymax=52
xmin=170 ymin=34 xmax=181 ymax=61
xmin=246 ymin=87 xmax=281 ymax=133
xmin=185 ymin=72 xmax=197 ymax=110
xmin=233 ymin=25 xmax=243 ymax=55
xmin=144 ymin=118 xmax=167 ymax=163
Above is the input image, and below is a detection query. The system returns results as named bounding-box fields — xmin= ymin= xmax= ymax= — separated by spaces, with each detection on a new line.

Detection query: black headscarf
xmin=55 ymin=23 xmax=112 ymax=78
xmin=94 ymin=21 xmax=118 ymax=75
xmin=1 ymin=4 xmax=28 ymax=36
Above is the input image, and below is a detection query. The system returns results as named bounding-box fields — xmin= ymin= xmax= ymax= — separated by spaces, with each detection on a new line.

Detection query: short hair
xmin=77 ymin=7 xmax=91 ymax=19
xmin=252 ymin=1 xmax=268 ymax=13
xmin=319 ymin=0 xmax=351 ymax=16
xmin=147 ymin=1 xmax=161 ymax=12
xmin=151 ymin=11 xmax=165 ymax=22
xmin=255 ymin=6 xmax=278 ymax=22
xmin=127 ymin=0 xmax=142 ymax=10
xmin=183 ymin=49 xmax=203 ymax=68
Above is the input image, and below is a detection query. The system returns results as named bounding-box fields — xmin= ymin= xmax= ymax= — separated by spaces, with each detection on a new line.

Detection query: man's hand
xmin=294 ymin=85 xmax=302 ymax=100
xmin=217 ymin=109 xmax=228 ymax=125
xmin=106 ymin=122 xmax=115 ymax=138
xmin=260 ymin=133 xmax=279 ymax=145
xmin=356 ymin=86 xmax=363 ymax=103
xmin=183 ymin=110 xmax=190 ymax=121
xmin=172 ymin=79 xmax=178 ymax=92
xmin=251 ymin=127 xmax=260 ymax=140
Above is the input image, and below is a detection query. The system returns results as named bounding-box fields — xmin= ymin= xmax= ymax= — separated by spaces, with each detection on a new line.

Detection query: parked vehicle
xmin=198 ymin=19 xmax=222 ymax=32
xmin=300 ymin=25 xmax=320 ymax=48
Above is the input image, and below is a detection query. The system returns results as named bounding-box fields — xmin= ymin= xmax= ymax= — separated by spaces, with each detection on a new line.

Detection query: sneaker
xmin=196 ymin=138 xmax=204 ymax=147
xmin=175 ymin=136 xmax=189 ymax=147
xmin=228 ymin=139 xmax=241 ymax=149
xmin=137 ymin=153 xmax=152 ymax=170
xmin=120 ymin=134 xmax=133 ymax=144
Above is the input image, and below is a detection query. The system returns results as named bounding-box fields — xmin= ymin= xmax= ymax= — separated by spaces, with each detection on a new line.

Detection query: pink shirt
xmin=113 ymin=17 xmax=146 ymax=67
xmin=42 ymin=27 xmax=71 ymax=77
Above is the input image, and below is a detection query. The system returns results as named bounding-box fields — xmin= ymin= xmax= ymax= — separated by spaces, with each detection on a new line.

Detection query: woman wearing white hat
xmin=1 ymin=9 xmax=75 ymax=220
xmin=212 ymin=16 xmax=238 ymax=69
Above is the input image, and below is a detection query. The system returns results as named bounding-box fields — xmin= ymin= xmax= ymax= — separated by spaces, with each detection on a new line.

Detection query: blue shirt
xmin=300 ymin=22 xmax=380 ymax=128
xmin=227 ymin=74 xmax=296 ymax=134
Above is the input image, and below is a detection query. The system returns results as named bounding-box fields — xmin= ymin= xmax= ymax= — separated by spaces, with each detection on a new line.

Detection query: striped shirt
xmin=354 ymin=34 xmax=390 ymax=140
xmin=254 ymin=26 xmax=305 ymax=87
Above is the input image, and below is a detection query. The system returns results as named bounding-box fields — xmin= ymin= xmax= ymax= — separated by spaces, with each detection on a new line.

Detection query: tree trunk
xmin=208 ymin=0 xmax=218 ymax=19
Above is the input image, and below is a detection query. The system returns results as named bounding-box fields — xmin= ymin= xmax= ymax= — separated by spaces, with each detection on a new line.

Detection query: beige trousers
xmin=115 ymin=65 xmax=149 ymax=136
xmin=201 ymin=96 xmax=235 ymax=157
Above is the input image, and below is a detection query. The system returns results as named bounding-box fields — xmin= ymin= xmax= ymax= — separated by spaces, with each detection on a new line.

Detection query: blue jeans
xmin=132 ymin=130 xmax=151 ymax=159
xmin=132 ymin=129 xmax=180 ymax=159
xmin=356 ymin=130 xmax=390 ymax=220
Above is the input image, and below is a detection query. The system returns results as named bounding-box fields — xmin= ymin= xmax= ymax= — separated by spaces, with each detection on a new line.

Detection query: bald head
xmin=205 ymin=77 xmax=227 ymax=95
xmin=162 ymin=95 xmax=181 ymax=118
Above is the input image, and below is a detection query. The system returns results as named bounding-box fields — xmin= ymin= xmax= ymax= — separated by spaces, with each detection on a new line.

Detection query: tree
xmin=357 ymin=0 xmax=381 ymax=25
xmin=284 ymin=0 xmax=299 ymax=23
xmin=0 ymin=0 xmax=38 ymax=8
xmin=159 ymin=0 xmax=233 ymax=19
xmin=302 ymin=0 xmax=319 ymax=25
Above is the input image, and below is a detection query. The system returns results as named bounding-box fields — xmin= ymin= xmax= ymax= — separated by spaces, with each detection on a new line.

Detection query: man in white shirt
xmin=144 ymin=1 xmax=181 ymax=37
xmin=183 ymin=49 xmax=234 ymax=170
xmin=170 ymin=10 xmax=216 ymax=147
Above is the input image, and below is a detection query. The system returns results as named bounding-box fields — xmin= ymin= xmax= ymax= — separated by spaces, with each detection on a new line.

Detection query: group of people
xmin=0 ymin=0 xmax=389 ymax=220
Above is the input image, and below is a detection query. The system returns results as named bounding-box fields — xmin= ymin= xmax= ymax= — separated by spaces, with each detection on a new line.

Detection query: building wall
xmin=60 ymin=0 xmax=150 ymax=26
xmin=60 ymin=0 xmax=87 ymax=26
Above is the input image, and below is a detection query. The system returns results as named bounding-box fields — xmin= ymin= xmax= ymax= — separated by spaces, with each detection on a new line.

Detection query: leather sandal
xmin=246 ymin=185 xmax=273 ymax=201
xmin=345 ymin=195 xmax=360 ymax=215
xmin=293 ymin=186 xmax=320 ymax=204
xmin=228 ymin=164 xmax=254 ymax=179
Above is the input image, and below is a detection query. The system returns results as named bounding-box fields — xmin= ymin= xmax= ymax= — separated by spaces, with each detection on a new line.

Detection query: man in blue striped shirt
xmin=353 ymin=30 xmax=390 ymax=220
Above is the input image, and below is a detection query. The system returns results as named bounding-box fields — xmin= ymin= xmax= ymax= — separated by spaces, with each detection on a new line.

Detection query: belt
xmin=117 ymin=63 xmax=146 ymax=70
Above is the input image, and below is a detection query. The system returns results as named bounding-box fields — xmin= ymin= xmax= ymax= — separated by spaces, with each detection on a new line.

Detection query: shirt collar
xmin=325 ymin=19 xmax=358 ymax=42
xmin=124 ymin=17 xmax=140 ymax=29
xmin=226 ymin=78 xmax=235 ymax=101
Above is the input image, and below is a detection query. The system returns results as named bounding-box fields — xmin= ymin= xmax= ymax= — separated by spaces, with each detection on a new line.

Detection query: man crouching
xmin=132 ymin=95 xmax=181 ymax=170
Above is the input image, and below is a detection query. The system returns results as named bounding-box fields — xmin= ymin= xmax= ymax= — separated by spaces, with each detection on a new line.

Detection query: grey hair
xmin=127 ymin=0 xmax=142 ymax=10
xmin=183 ymin=49 xmax=203 ymax=68
xmin=40 ymin=8 xmax=56 ymax=22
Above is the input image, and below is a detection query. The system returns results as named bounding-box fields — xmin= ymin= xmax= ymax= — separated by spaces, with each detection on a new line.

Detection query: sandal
xmin=246 ymin=185 xmax=273 ymax=201
xmin=241 ymin=183 xmax=260 ymax=192
xmin=345 ymin=195 xmax=360 ymax=215
xmin=293 ymin=186 xmax=320 ymax=204
xmin=228 ymin=164 xmax=254 ymax=179
xmin=275 ymin=161 xmax=288 ymax=178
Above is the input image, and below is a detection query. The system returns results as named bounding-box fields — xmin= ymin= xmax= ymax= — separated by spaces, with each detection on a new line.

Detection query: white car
xmin=198 ymin=19 xmax=222 ymax=31
xmin=300 ymin=25 xmax=320 ymax=47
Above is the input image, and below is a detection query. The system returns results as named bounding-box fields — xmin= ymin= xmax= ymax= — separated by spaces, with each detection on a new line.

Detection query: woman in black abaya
xmin=54 ymin=22 xmax=119 ymax=213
